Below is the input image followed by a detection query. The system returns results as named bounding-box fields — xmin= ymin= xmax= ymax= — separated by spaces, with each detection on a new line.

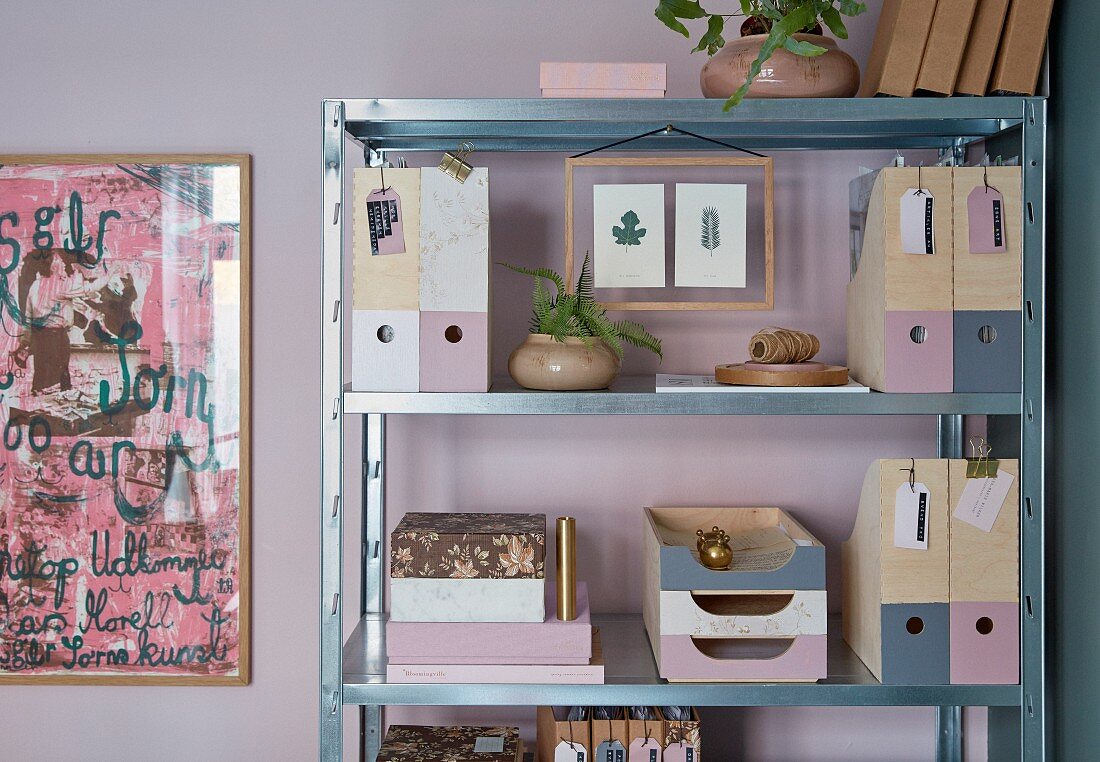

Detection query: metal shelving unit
xmin=321 ymin=97 xmax=1047 ymax=762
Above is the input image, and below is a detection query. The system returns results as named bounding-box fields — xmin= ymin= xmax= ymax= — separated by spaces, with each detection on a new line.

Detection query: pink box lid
xmin=539 ymin=62 xmax=667 ymax=91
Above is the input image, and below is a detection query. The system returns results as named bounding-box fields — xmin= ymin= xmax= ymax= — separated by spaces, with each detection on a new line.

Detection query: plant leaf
xmin=659 ymin=0 xmax=709 ymax=19
xmin=575 ymin=252 xmax=595 ymax=301
xmin=819 ymin=7 xmax=847 ymax=38
xmin=496 ymin=261 xmax=565 ymax=296
xmin=837 ymin=0 xmax=868 ymax=16
xmin=700 ymin=206 xmax=721 ymax=252
xmin=739 ymin=0 xmax=754 ymax=15
xmin=783 ymin=36 xmax=827 ymax=56
xmin=615 ymin=319 xmax=664 ymax=360
xmin=692 ymin=14 xmax=726 ymax=55
xmin=654 ymin=4 xmax=691 ymax=37
xmin=612 ymin=209 xmax=647 ymax=247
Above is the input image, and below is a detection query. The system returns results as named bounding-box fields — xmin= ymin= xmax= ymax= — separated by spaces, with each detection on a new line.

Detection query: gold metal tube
xmin=556 ymin=516 xmax=577 ymax=621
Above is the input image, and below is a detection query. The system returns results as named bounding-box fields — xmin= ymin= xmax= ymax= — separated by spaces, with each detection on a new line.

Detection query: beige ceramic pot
xmin=700 ymin=33 xmax=859 ymax=100
xmin=508 ymin=334 xmax=621 ymax=391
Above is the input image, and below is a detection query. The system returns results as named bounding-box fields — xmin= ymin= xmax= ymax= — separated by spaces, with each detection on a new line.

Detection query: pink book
xmin=386 ymin=629 xmax=604 ymax=685
xmin=542 ymin=88 xmax=665 ymax=99
xmin=539 ymin=62 xmax=666 ymax=91
xmin=386 ymin=582 xmax=592 ymax=664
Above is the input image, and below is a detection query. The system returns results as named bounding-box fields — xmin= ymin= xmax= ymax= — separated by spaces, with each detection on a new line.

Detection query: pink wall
xmin=0 ymin=1 xmax=985 ymax=760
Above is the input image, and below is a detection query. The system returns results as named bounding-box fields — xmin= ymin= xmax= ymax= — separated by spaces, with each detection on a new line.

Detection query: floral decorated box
xmin=377 ymin=725 xmax=521 ymax=762
xmin=390 ymin=512 xmax=546 ymax=580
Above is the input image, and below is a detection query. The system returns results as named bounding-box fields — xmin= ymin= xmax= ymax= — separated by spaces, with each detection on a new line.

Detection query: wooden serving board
xmin=714 ymin=363 xmax=850 ymax=387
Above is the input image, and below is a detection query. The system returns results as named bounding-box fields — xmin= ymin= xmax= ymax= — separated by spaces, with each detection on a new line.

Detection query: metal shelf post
xmin=1020 ymin=97 xmax=1048 ymax=761
xmin=321 ymin=99 xmax=346 ymax=762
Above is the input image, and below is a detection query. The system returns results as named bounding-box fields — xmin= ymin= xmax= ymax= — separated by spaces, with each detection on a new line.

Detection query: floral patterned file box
xmin=377 ymin=725 xmax=521 ymax=762
xmin=389 ymin=513 xmax=547 ymax=622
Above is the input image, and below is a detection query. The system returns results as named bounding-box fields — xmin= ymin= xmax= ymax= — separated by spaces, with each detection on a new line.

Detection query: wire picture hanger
xmin=570 ymin=123 xmax=766 ymax=160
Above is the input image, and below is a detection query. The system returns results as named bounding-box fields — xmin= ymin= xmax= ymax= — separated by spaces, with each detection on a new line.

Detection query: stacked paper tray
xmin=642 ymin=506 xmax=827 ymax=682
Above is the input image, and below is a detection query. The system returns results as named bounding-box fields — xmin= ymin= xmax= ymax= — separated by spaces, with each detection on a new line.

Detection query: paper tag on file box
xmin=663 ymin=744 xmax=695 ymax=761
xmin=954 ymin=470 xmax=1015 ymax=532
xmin=967 ymin=186 xmax=1007 ymax=253
xmin=629 ymin=738 xmax=661 ymax=762
xmin=597 ymin=740 xmax=626 ymax=762
xmin=899 ymin=188 xmax=935 ymax=255
xmin=555 ymin=740 xmax=586 ymax=762
xmin=894 ymin=482 xmax=931 ymax=550
xmin=365 ymin=188 xmax=405 ymax=255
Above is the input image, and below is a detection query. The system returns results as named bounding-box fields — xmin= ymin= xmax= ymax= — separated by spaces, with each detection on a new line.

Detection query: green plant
xmin=612 ymin=209 xmax=647 ymax=248
xmin=499 ymin=254 xmax=663 ymax=360
xmin=655 ymin=0 xmax=867 ymax=110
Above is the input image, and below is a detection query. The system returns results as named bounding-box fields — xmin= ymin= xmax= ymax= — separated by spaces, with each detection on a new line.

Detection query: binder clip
xmin=965 ymin=436 xmax=1000 ymax=478
xmin=438 ymin=141 xmax=475 ymax=183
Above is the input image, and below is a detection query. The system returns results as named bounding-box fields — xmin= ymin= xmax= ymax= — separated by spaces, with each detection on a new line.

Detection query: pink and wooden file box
xmin=539 ymin=62 xmax=666 ymax=97
xmin=419 ymin=310 xmax=490 ymax=392
xmin=847 ymin=167 xmax=955 ymax=392
xmin=948 ymin=459 xmax=1020 ymax=684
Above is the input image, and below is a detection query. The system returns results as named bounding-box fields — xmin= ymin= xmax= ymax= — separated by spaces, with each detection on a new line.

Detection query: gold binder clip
xmin=965 ymin=436 xmax=1000 ymax=478
xmin=438 ymin=141 xmax=475 ymax=183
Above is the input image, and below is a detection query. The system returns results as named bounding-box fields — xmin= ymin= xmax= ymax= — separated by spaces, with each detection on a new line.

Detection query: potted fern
xmin=500 ymin=255 xmax=662 ymax=390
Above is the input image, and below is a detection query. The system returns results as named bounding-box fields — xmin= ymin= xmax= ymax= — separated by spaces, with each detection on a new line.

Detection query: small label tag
xmin=596 ymin=741 xmax=626 ymax=762
xmin=967 ymin=186 xmax=1007 ymax=253
xmin=954 ymin=470 xmax=1014 ymax=532
xmin=366 ymin=188 xmax=405 ymax=255
xmin=555 ymin=740 xmax=586 ymax=762
xmin=474 ymin=736 xmax=505 ymax=753
xmin=894 ymin=482 xmax=930 ymax=550
xmin=628 ymin=738 xmax=661 ymax=762
xmin=900 ymin=188 xmax=935 ymax=255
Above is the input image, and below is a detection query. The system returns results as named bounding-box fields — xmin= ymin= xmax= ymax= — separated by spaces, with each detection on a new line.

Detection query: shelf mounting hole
xmin=976 ymin=616 xmax=995 ymax=635
xmin=377 ymin=325 xmax=395 ymax=343
xmin=978 ymin=325 xmax=997 ymax=344
xmin=906 ymin=616 xmax=924 ymax=635
xmin=909 ymin=326 xmax=928 ymax=344
xmin=445 ymin=325 xmax=463 ymax=343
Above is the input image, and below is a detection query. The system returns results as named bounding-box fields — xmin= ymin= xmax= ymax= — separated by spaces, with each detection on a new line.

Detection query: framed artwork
xmin=0 ymin=155 xmax=250 ymax=684
xmin=565 ymin=156 xmax=774 ymax=310
xmin=592 ymin=183 xmax=666 ymax=288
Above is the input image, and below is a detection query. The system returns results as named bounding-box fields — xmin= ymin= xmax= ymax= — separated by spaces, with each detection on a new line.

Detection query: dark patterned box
xmin=377 ymin=725 xmax=521 ymax=761
xmin=390 ymin=513 xmax=546 ymax=580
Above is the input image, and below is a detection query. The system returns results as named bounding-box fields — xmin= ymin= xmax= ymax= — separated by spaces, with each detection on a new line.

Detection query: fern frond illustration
xmin=700 ymin=206 xmax=720 ymax=253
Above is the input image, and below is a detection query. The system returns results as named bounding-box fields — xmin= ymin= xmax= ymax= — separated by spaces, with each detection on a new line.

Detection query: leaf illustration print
xmin=612 ymin=209 xmax=647 ymax=248
xmin=700 ymin=205 xmax=720 ymax=254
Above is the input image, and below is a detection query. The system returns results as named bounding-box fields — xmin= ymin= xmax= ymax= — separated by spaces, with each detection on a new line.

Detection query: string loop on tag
xmin=900 ymin=458 xmax=916 ymax=493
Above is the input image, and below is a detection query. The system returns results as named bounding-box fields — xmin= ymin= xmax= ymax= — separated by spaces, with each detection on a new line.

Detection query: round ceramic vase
xmin=700 ymin=33 xmax=860 ymax=100
xmin=507 ymin=334 xmax=621 ymax=391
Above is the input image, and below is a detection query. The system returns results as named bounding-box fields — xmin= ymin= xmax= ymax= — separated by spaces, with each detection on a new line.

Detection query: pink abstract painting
xmin=0 ymin=157 xmax=248 ymax=682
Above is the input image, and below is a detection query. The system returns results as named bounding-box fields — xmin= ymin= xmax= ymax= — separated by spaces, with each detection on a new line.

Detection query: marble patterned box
xmin=390 ymin=512 xmax=546 ymax=580
xmin=386 ymin=583 xmax=592 ymax=663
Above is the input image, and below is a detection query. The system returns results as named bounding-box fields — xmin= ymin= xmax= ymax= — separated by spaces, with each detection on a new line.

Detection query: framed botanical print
xmin=565 ymin=155 xmax=774 ymax=311
xmin=0 ymin=155 xmax=250 ymax=684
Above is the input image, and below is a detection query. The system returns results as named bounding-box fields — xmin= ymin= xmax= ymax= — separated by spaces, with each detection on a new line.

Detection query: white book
xmin=655 ymin=374 xmax=870 ymax=393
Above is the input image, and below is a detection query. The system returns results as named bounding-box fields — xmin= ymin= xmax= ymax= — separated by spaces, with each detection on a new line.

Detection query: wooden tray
xmin=715 ymin=362 xmax=849 ymax=387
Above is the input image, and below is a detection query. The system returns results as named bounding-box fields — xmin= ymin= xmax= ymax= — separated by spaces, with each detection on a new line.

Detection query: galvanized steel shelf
xmin=320 ymin=96 xmax=1048 ymax=762
xmin=342 ymin=614 xmax=1021 ymax=708
xmin=343 ymin=376 xmax=1020 ymax=416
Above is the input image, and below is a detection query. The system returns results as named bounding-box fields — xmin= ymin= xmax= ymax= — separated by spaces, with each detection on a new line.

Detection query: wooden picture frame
xmin=565 ymin=156 xmax=774 ymax=311
xmin=0 ymin=154 xmax=250 ymax=685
